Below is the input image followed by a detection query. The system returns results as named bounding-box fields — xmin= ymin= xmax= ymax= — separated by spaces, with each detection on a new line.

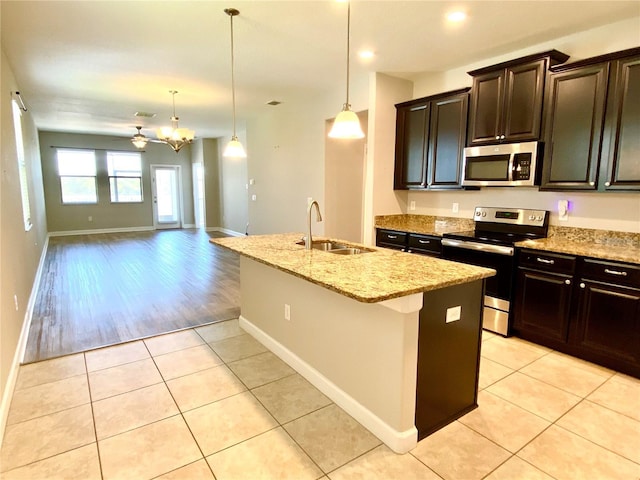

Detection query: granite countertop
xmin=374 ymin=214 xmax=474 ymax=236
xmin=376 ymin=214 xmax=640 ymax=265
xmin=515 ymin=226 xmax=640 ymax=265
xmin=210 ymin=233 xmax=495 ymax=303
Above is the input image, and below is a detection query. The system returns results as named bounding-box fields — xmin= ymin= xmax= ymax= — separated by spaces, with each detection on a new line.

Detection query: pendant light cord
xmin=345 ymin=0 xmax=351 ymax=108
xmin=229 ymin=11 xmax=238 ymax=138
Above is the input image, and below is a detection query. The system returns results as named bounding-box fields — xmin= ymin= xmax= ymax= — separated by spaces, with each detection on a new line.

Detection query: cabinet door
xmin=468 ymin=70 xmax=503 ymax=145
xmin=513 ymin=268 xmax=573 ymax=342
xmin=503 ymin=60 xmax=546 ymax=142
xmin=427 ymin=93 xmax=468 ymax=189
xmin=574 ymin=280 xmax=640 ymax=366
xmin=602 ymin=55 xmax=640 ymax=190
xmin=541 ymin=63 xmax=609 ymax=190
xmin=394 ymin=102 xmax=430 ymax=189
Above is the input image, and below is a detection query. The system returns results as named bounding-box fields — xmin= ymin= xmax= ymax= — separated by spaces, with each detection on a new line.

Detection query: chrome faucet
xmin=306 ymin=200 xmax=323 ymax=250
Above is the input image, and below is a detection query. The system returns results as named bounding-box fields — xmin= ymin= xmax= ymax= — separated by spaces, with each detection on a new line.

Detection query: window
xmin=57 ymin=149 xmax=97 ymax=204
xmin=12 ymin=100 xmax=32 ymax=231
xmin=107 ymin=151 xmax=143 ymax=202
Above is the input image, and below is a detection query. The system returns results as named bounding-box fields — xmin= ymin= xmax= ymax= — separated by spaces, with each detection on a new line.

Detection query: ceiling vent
xmin=134 ymin=111 xmax=156 ymax=118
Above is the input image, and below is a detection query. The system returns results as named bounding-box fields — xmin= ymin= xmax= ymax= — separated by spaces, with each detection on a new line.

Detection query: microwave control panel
xmin=512 ymin=153 xmax=532 ymax=180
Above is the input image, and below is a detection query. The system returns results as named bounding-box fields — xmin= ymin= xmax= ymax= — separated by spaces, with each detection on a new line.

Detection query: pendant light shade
xmin=329 ymin=0 xmax=364 ymax=139
xmin=156 ymin=90 xmax=194 ymax=153
xmin=223 ymin=8 xmax=247 ymax=158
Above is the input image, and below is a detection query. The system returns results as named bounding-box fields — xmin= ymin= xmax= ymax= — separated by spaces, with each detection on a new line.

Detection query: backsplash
xmin=374 ymin=214 xmax=473 ymax=235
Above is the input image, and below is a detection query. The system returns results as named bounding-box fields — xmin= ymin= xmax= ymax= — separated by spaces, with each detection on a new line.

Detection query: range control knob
xmin=475 ymin=211 xmax=481 ymax=216
xmin=536 ymin=216 xmax=543 ymax=221
xmin=481 ymin=212 xmax=487 ymax=217
xmin=529 ymin=215 xmax=535 ymax=220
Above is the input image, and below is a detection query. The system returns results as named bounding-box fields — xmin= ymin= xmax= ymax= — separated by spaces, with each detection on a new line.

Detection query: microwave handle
xmin=508 ymin=154 xmax=515 ymax=181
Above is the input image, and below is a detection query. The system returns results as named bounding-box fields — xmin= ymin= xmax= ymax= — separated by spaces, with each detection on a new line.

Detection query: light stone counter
xmin=211 ymin=233 xmax=495 ymax=303
xmin=515 ymin=226 xmax=640 ymax=265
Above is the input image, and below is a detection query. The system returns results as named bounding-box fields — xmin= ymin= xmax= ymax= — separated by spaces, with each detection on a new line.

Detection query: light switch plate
xmin=410 ymin=201 xmax=416 ymax=211
xmin=558 ymin=200 xmax=569 ymax=221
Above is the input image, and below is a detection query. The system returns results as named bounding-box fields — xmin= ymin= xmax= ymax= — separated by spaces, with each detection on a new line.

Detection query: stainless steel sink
xmin=296 ymin=240 xmax=372 ymax=255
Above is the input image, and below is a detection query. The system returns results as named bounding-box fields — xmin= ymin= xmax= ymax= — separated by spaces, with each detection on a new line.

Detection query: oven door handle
xmin=442 ymin=238 xmax=514 ymax=256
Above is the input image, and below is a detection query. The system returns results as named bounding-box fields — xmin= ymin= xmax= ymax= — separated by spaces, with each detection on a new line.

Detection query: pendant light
xmin=329 ymin=0 xmax=365 ymax=139
xmin=223 ymin=8 xmax=247 ymax=158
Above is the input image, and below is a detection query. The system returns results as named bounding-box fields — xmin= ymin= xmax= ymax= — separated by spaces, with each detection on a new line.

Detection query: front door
xmin=151 ymin=165 xmax=181 ymax=229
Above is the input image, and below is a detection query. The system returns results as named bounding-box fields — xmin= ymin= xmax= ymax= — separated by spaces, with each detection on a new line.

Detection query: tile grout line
xmin=84 ymin=351 xmax=105 ymax=480
xmin=141 ymin=338 xmax=218 ymax=480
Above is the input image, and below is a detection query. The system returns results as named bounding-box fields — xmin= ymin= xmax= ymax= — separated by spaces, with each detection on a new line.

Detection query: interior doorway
xmin=151 ymin=165 xmax=182 ymax=229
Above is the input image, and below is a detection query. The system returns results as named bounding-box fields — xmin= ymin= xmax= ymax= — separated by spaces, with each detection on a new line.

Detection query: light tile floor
xmin=1 ymin=320 xmax=639 ymax=480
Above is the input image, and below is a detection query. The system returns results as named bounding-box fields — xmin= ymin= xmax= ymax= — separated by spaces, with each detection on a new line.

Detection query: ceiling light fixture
xmin=447 ymin=11 xmax=467 ymax=23
xmin=329 ymin=0 xmax=364 ymax=139
xmin=131 ymin=126 xmax=149 ymax=149
xmin=223 ymin=8 xmax=247 ymax=158
xmin=156 ymin=90 xmax=194 ymax=153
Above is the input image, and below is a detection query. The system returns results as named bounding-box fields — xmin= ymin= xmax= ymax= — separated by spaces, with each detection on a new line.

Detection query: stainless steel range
xmin=441 ymin=206 xmax=549 ymax=336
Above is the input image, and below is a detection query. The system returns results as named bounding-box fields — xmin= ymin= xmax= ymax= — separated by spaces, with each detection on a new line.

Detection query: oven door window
xmin=442 ymin=247 xmax=514 ymax=301
xmin=465 ymin=155 xmax=510 ymax=181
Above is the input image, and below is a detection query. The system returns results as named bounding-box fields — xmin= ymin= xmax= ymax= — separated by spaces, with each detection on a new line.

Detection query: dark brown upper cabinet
xmin=394 ymin=89 xmax=469 ymax=190
xmin=541 ymin=47 xmax=640 ymax=191
xmin=467 ymin=50 xmax=569 ymax=146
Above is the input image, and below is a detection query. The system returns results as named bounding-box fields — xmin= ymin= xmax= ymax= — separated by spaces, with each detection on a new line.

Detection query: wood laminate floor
xmin=24 ymin=229 xmax=240 ymax=363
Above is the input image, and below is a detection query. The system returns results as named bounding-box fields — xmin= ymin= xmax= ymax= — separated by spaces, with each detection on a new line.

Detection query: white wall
xmin=218 ymin=131 xmax=249 ymax=236
xmin=402 ymin=18 xmax=640 ymax=233
xmin=1 ymin=49 xmax=48 ymax=442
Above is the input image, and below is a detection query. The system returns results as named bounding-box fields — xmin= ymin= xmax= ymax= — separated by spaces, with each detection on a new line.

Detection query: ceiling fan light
xmin=223 ymin=136 xmax=247 ymax=158
xmin=131 ymin=135 xmax=148 ymax=149
xmin=329 ymin=107 xmax=365 ymax=139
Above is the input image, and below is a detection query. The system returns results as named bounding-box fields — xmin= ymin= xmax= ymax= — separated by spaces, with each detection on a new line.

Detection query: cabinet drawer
xmin=408 ymin=234 xmax=442 ymax=255
xmin=518 ymin=249 xmax=576 ymax=275
xmin=376 ymin=229 xmax=408 ymax=248
xmin=581 ymin=259 xmax=640 ymax=288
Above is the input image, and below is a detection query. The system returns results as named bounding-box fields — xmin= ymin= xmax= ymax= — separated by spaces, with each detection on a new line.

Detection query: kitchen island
xmin=211 ymin=233 xmax=494 ymax=453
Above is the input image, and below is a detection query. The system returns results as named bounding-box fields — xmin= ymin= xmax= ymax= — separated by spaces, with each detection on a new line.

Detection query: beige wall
xmin=218 ymin=131 xmax=249 ymax=235
xmin=1 ymin=50 xmax=48 ymax=431
xmin=401 ymin=18 xmax=640 ymax=232
xmin=39 ymin=131 xmax=195 ymax=233
xmin=364 ymin=73 xmax=413 ymax=244
xmin=324 ymin=111 xmax=367 ymax=243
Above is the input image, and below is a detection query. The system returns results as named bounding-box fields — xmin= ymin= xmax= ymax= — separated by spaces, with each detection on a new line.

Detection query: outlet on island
xmin=284 ymin=303 xmax=291 ymax=321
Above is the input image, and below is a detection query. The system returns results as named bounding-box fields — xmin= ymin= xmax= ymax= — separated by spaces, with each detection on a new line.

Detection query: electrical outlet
xmin=284 ymin=304 xmax=291 ymax=321
xmin=251 ymin=194 xmax=257 ymax=201
xmin=13 ymin=294 xmax=19 ymax=311
xmin=452 ymin=203 xmax=459 ymax=213
xmin=409 ymin=201 xmax=416 ymax=211
xmin=446 ymin=305 xmax=461 ymax=323
xmin=307 ymin=197 xmax=313 ymax=206
xmin=88 ymin=216 xmax=93 ymax=222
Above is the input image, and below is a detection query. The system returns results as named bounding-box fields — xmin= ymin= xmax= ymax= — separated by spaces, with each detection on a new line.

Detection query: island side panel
xmin=239 ymin=257 xmax=420 ymax=451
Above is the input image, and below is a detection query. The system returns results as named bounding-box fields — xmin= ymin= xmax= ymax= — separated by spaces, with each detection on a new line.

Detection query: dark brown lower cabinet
xmin=513 ymin=250 xmax=640 ymax=378
xmin=573 ymin=261 xmax=640 ymax=373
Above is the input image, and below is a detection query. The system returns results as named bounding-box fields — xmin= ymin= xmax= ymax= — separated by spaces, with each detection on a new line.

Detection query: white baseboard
xmin=182 ymin=224 xmax=197 ymax=229
xmin=48 ymin=226 xmax=154 ymax=237
xmin=239 ymin=315 xmax=418 ymax=454
xmin=207 ymin=227 xmax=245 ymax=237
xmin=0 ymin=235 xmax=50 ymax=446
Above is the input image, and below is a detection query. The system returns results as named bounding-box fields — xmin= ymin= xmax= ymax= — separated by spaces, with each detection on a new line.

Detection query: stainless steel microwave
xmin=462 ymin=141 xmax=542 ymax=187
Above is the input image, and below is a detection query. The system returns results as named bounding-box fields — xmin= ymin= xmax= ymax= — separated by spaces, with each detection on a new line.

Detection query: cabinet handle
xmin=500 ymin=134 xmax=505 ymax=140
xmin=407 ymin=249 xmax=413 ymax=253
xmin=418 ymin=239 xmax=431 ymax=244
xmin=495 ymin=136 xmax=500 ymax=140
xmin=536 ymin=257 xmax=555 ymax=265
xmin=604 ymin=268 xmax=627 ymax=277
xmin=605 ymin=181 xmax=611 ymax=187
xmin=387 ymin=235 xmax=398 ymax=239
xmin=565 ymin=279 xmax=571 ymax=285
xmin=589 ymin=182 xmax=595 ymax=186
xmin=580 ymin=282 xmax=586 ymax=289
